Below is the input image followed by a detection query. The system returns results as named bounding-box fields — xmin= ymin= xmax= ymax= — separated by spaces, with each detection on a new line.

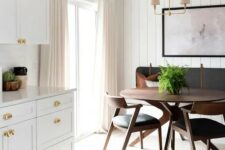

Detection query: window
xmin=68 ymin=0 xmax=98 ymax=140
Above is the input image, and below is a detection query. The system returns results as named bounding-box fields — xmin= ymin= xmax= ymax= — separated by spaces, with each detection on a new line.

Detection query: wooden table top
xmin=120 ymin=87 xmax=225 ymax=103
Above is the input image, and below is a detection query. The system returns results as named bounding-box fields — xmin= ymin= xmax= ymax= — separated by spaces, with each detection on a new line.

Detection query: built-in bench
xmin=136 ymin=65 xmax=225 ymax=90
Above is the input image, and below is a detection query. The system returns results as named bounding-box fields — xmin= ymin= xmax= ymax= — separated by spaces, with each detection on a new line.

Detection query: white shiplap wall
xmin=119 ymin=0 xmax=225 ymax=90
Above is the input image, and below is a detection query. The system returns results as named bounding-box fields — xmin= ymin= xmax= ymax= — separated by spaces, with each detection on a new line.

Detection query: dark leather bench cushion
xmin=203 ymin=68 xmax=225 ymax=90
xmin=136 ymin=67 xmax=225 ymax=90
xmin=112 ymin=114 xmax=160 ymax=128
xmin=174 ymin=118 xmax=225 ymax=138
xmin=136 ymin=67 xmax=201 ymax=88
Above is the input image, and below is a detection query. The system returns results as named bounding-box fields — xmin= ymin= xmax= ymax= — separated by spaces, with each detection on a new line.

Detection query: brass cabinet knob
xmin=17 ymin=39 xmax=22 ymax=44
xmin=54 ymin=118 xmax=61 ymax=124
xmin=3 ymin=129 xmax=15 ymax=137
xmin=9 ymin=129 xmax=15 ymax=136
xmin=17 ymin=38 xmax=26 ymax=44
xmin=54 ymin=101 xmax=61 ymax=107
xmin=4 ymin=131 xmax=10 ymax=137
xmin=3 ymin=113 xmax=13 ymax=120
xmin=22 ymin=39 xmax=26 ymax=44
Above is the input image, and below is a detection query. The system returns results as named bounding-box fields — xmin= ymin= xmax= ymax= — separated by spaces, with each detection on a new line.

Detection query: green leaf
xmin=159 ymin=64 xmax=188 ymax=95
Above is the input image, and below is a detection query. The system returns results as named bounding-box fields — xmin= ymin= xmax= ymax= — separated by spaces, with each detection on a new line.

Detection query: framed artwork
xmin=162 ymin=5 xmax=225 ymax=57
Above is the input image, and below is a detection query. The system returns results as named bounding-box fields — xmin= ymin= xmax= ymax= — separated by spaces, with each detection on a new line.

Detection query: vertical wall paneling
xmin=117 ymin=0 xmax=125 ymax=91
xmin=200 ymin=0 xmax=211 ymax=6
xmin=139 ymin=0 xmax=148 ymax=66
xmin=148 ymin=2 xmax=157 ymax=65
xmin=123 ymin=0 xmax=133 ymax=88
xmin=191 ymin=58 xmax=201 ymax=67
xmin=131 ymin=0 xmax=140 ymax=87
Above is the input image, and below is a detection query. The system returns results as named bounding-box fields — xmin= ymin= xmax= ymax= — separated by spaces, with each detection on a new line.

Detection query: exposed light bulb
xmin=151 ymin=0 xmax=160 ymax=5
xmin=180 ymin=0 xmax=190 ymax=4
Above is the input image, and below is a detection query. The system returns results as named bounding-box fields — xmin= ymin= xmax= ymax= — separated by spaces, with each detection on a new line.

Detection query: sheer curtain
xmin=95 ymin=0 xmax=119 ymax=131
xmin=39 ymin=0 xmax=69 ymax=87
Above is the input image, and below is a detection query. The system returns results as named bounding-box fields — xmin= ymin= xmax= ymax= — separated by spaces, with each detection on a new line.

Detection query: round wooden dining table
xmin=120 ymin=87 xmax=225 ymax=150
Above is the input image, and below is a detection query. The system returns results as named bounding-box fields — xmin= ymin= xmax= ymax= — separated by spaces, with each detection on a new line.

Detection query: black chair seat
xmin=174 ymin=118 xmax=225 ymax=138
xmin=112 ymin=114 xmax=160 ymax=128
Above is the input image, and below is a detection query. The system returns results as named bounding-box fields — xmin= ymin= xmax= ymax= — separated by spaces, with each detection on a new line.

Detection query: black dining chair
xmin=103 ymin=93 xmax=162 ymax=150
xmin=171 ymin=102 xmax=225 ymax=150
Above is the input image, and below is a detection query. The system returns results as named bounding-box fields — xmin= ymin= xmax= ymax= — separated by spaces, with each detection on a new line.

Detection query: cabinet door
xmin=0 ymin=0 xmax=17 ymax=43
xmin=18 ymin=0 xmax=49 ymax=44
xmin=6 ymin=119 xmax=36 ymax=150
xmin=0 ymin=127 xmax=8 ymax=150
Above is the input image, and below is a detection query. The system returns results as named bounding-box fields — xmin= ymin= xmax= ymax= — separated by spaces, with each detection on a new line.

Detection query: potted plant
xmin=158 ymin=64 xmax=188 ymax=95
xmin=3 ymin=71 xmax=20 ymax=91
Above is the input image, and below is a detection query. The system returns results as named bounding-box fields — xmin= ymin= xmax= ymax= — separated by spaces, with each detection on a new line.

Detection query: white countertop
xmin=0 ymin=86 xmax=76 ymax=108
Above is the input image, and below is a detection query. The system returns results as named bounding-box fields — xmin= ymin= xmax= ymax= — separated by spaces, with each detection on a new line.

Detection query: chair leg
xmin=103 ymin=123 xmax=114 ymax=150
xmin=139 ymin=131 xmax=143 ymax=149
xmin=207 ymin=139 xmax=210 ymax=150
xmin=158 ymin=126 xmax=163 ymax=150
xmin=183 ymin=112 xmax=196 ymax=150
xmin=171 ymin=128 xmax=175 ymax=150
xmin=187 ymin=134 xmax=196 ymax=150
xmin=165 ymin=120 xmax=172 ymax=150
xmin=122 ymin=130 xmax=132 ymax=150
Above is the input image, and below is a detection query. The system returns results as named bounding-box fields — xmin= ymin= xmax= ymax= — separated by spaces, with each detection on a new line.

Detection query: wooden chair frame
xmin=171 ymin=102 xmax=225 ymax=150
xmin=103 ymin=94 xmax=162 ymax=150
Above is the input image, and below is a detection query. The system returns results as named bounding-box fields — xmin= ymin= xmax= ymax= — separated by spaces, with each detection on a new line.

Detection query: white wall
xmin=119 ymin=0 xmax=225 ymax=90
xmin=0 ymin=45 xmax=39 ymax=86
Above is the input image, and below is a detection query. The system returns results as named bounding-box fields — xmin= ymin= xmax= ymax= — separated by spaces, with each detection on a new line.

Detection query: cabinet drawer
xmin=44 ymin=138 xmax=74 ymax=150
xmin=37 ymin=108 xmax=73 ymax=149
xmin=37 ymin=93 xmax=73 ymax=116
xmin=0 ymin=102 xmax=36 ymax=128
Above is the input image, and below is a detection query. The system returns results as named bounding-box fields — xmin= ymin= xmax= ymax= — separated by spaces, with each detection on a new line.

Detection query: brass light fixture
xmin=151 ymin=0 xmax=190 ymax=16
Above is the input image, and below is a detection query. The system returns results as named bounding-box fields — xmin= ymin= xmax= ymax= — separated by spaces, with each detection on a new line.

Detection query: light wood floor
xmin=75 ymin=131 xmax=225 ymax=150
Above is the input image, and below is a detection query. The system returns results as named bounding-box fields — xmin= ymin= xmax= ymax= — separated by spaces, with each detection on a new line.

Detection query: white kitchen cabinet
xmin=18 ymin=0 xmax=49 ymax=44
xmin=2 ymin=119 xmax=36 ymax=150
xmin=0 ymin=87 xmax=75 ymax=150
xmin=0 ymin=0 xmax=17 ymax=44
xmin=0 ymin=0 xmax=49 ymax=44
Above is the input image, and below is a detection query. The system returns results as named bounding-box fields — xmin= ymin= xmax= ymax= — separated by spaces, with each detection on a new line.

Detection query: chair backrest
xmin=191 ymin=102 xmax=225 ymax=115
xmin=106 ymin=93 xmax=128 ymax=108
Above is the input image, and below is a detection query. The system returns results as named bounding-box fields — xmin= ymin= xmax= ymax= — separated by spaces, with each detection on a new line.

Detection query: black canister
xmin=14 ymin=67 xmax=28 ymax=75
xmin=14 ymin=67 xmax=28 ymax=89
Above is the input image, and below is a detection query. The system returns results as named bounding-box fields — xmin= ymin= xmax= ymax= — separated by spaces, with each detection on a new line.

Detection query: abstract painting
xmin=163 ymin=5 xmax=225 ymax=57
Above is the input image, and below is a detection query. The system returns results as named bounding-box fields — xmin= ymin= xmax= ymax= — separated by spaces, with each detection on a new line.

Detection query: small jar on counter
xmin=14 ymin=67 xmax=27 ymax=89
